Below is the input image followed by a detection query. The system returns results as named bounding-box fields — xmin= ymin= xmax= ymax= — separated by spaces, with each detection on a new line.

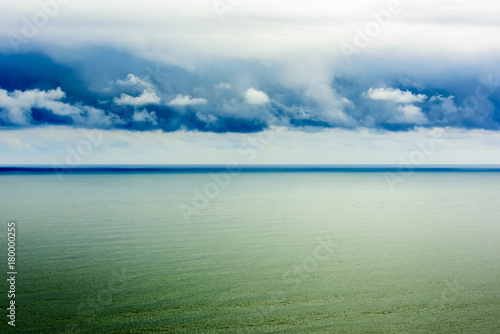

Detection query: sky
xmin=0 ymin=0 xmax=499 ymax=165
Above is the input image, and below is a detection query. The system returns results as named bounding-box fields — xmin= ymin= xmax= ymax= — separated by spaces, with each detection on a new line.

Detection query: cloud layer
xmin=0 ymin=1 xmax=498 ymax=134
xmin=0 ymin=50 xmax=498 ymax=133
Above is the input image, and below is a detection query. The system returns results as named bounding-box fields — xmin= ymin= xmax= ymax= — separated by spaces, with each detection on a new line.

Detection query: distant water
xmin=1 ymin=172 xmax=500 ymax=333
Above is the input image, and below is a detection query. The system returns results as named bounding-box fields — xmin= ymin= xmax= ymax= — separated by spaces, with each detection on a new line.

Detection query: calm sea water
xmin=1 ymin=172 xmax=500 ymax=333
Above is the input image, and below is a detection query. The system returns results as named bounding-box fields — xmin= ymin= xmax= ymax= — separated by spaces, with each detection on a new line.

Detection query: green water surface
xmin=1 ymin=172 xmax=500 ymax=333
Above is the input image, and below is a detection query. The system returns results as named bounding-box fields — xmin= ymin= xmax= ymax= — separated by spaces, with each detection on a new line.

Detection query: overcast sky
xmin=0 ymin=0 xmax=499 ymax=164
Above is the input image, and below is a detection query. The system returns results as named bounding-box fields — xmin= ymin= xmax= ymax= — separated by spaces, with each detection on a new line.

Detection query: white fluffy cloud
xmin=116 ymin=74 xmax=154 ymax=90
xmin=365 ymin=88 xmax=427 ymax=103
xmin=114 ymin=90 xmax=161 ymax=106
xmin=0 ymin=87 xmax=120 ymax=127
xmin=0 ymin=87 xmax=74 ymax=125
xmin=244 ymin=88 xmax=270 ymax=105
xmin=167 ymin=94 xmax=207 ymax=106
xmin=393 ymin=104 xmax=428 ymax=124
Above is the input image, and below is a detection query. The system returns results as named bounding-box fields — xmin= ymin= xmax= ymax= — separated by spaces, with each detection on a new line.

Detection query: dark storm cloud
xmin=0 ymin=48 xmax=499 ymax=133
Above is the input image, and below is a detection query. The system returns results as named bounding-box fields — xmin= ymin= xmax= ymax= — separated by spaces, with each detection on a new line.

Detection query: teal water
xmin=1 ymin=172 xmax=500 ymax=333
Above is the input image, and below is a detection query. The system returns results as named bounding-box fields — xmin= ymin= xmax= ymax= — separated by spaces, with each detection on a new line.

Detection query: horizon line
xmin=1 ymin=164 xmax=500 ymax=173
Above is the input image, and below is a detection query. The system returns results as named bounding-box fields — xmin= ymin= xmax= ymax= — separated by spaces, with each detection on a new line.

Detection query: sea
xmin=1 ymin=168 xmax=499 ymax=333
